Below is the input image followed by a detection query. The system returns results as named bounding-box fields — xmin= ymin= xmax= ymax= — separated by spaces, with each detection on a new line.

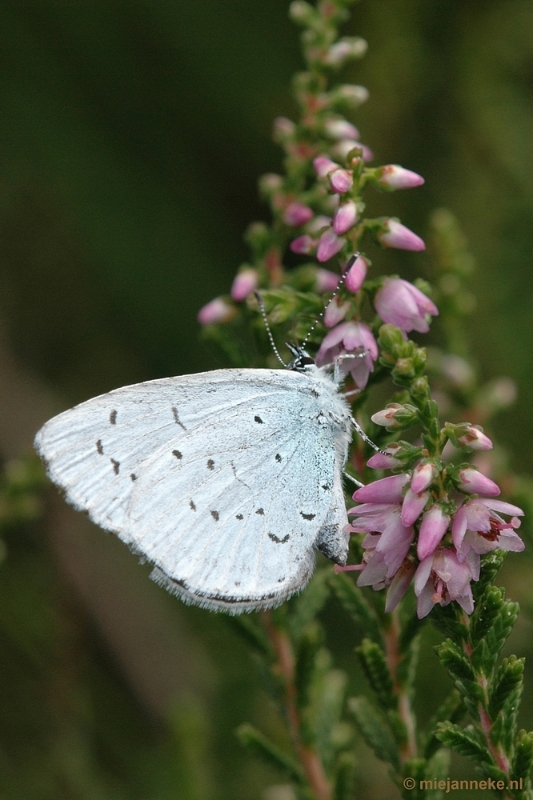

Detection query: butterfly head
xmin=285 ymin=343 xmax=315 ymax=372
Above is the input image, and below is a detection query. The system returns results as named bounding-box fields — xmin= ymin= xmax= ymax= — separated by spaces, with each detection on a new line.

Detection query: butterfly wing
xmin=35 ymin=368 xmax=351 ymax=613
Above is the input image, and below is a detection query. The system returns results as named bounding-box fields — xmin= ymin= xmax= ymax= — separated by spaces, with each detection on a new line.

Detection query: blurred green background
xmin=0 ymin=1 xmax=532 ymax=798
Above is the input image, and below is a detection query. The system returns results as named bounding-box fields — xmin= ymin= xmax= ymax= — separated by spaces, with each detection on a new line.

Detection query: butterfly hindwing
xmin=35 ymin=366 xmax=352 ymax=612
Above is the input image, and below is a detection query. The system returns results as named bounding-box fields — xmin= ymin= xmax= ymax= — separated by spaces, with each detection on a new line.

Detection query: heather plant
xmin=197 ymin=1 xmax=532 ymax=798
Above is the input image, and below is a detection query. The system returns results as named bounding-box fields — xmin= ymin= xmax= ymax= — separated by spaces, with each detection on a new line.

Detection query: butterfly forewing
xmin=35 ymin=367 xmax=352 ymax=613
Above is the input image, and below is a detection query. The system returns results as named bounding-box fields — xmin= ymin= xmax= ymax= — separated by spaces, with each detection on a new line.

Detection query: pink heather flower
xmin=353 ymin=473 xmax=410 ymax=504
xmin=414 ymin=548 xmax=476 ymax=618
xmin=317 ymin=229 xmax=344 ymax=262
xmin=315 ymin=321 xmax=378 ymax=389
xmin=375 ymin=278 xmax=438 ymax=334
xmin=324 ymin=119 xmax=360 ymax=140
xmin=456 ymin=467 xmax=500 ymax=497
xmin=367 ymin=444 xmax=403 ymax=469
xmin=377 ymin=219 xmax=426 ymax=251
xmin=290 ymin=234 xmax=315 ymax=255
xmin=452 ymin=498 xmax=525 ymax=561
xmin=313 ymin=156 xmax=339 ymax=178
xmin=308 ymin=214 xmax=333 ymax=234
xmin=282 ymin=202 xmax=314 ymax=227
xmin=344 ymin=254 xmax=367 ymax=292
xmin=371 ymin=404 xmax=404 ymax=429
xmin=401 ymin=488 xmax=430 ymax=526
xmin=329 ymin=168 xmax=353 ymax=194
xmin=385 ymin=558 xmax=417 ymax=612
xmin=333 ymin=201 xmax=358 ymax=235
xmin=231 ymin=269 xmax=259 ymax=302
xmin=273 ymin=116 xmax=296 ymax=139
xmin=333 ymin=139 xmax=374 ymax=162
xmin=315 ymin=268 xmax=340 ymax=293
xmin=324 ymin=296 xmax=350 ymax=328
xmin=456 ymin=425 xmax=493 ymax=451
xmin=334 ymin=84 xmax=369 ymax=107
xmin=417 ymin=506 xmax=451 ymax=560
xmin=197 ymin=297 xmax=235 ymax=325
xmin=324 ymin=36 xmax=368 ymax=66
xmin=411 ymin=462 xmax=438 ymax=493
xmin=376 ymin=165 xmax=425 ymax=190
xmin=354 ymin=510 xmax=415 ymax=585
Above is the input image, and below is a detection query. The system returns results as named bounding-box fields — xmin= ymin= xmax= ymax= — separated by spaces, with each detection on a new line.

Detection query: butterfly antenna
xmin=254 ymin=291 xmax=287 ymax=367
xmin=300 ymin=252 xmax=359 ymax=350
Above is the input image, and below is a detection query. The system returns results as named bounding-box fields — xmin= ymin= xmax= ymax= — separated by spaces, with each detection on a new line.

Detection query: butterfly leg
xmin=343 ymin=471 xmax=365 ymax=488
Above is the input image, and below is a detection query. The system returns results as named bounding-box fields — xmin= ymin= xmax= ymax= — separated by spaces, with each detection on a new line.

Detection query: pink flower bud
xmin=377 ymin=219 xmax=426 ymax=252
xmin=308 ymin=214 xmax=332 ymax=234
xmin=231 ymin=269 xmax=259 ymax=302
xmin=457 ymin=468 xmax=500 ymax=497
xmin=273 ymin=116 xmax=296 ymax=140
xmin=402 ymin=489 xmax=429 ymax=526
xmin=417 ymin=506 xmax=450 ymax=560
xmin=313 ymin=156 xmax=339 ymax=178
xmin=259 ymin=173 xmax=283 ymax=195
xmin=333 ymin=201 xmax=358 ymax=234
xmin=411 ymin=462 xmax=438 ymax=493
xmin=344 ymin=255 xmax=367 ymax=292
xmin=197 ymin=297 xmax=235 ymax=325
xmin=335 ymin=84 xmax=369 ymax=107
xmin=324 ymin=296 xmax=350 ymax=328
xmin=333 ymin=140 xmax=373 ymax=162
xmin=282 ymin=202 xmax=314 ymax=227
xmin=385 ymin=558 xmax=417 ymax=612
xmin=315 ymin=268 xmax=340 ymax=293
xmin=367 ymin=444 xmax=403 ymax=469
xmin=353 ymin=473 xmax=410 ymax=504
xmin=375 ymin=278 xmax=438 ymax=334
xmin=324 ymin=119 xmax=360 ymax=141
xmin=371 ymin=404 xmax=403 ymax=429
xmin=324 ymin=37 xmax=368 ymax=66
xmin=329 ymin=168 xmax=353 ymax=194
xmin=317 ymin=229 xmax=344 ymax=262
xmin=377 ymin=165 xmax=425 ymax=190
xmin=290 ymin=234 xmax=315 ymax=255
xmin=456 ymin=426 xmax=493 ymax=451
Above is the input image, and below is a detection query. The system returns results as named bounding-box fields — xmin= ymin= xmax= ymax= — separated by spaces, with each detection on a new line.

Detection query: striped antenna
xmin=300 ymin=252 xmax=359 ymax=350
xmin=254 ymin=292 xmax=287 ymax=367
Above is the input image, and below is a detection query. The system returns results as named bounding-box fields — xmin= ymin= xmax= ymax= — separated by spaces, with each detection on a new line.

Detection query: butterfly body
xmin=35 ymin=362 xmax=352 ymax=613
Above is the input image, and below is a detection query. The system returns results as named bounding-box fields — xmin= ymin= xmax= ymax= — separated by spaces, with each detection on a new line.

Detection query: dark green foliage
xmin=328 ymin=573 xmax=382 ymax=645
xmin=332 ymin=752 xmax=356 ymax=800
xmin=348 ymin=696 xmax=401 ymax=771
xmin=236 ymin=724 xmax=304 ymax=784
xmin=434 ymin=723 xmax=490 ymax=763
xmin=355 ymin=638 xmax=396 ymax=710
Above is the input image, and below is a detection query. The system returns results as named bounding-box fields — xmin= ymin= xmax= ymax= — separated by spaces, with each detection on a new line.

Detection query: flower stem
xmin=385 ymin=609 xmax=418 ymax=763
xmin=263 ymin=611 xmax=331 ymax=800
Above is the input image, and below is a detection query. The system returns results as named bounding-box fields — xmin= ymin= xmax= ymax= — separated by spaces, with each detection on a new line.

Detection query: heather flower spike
xmin=194 ymin=4 xmax=529 ymax=796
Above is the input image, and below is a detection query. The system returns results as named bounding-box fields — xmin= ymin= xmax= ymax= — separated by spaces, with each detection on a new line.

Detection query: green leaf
xmin=513 ymin=730 xmax=533 ymax=785
xmin=483 ymin=599 xmax=520 ymax=671
xmin=471 ymin=585 xmax=506 ymax=642
xmin=289 ymin=568 xmax=331 ymax=640
xmin=399 ymin=612 xmax=426 ymax=653
xmin=424 ymin=690 xmax=465 ymax=759
xmin=332 ymin=752 xmax=356 ymax=800
xmin=348 ymin=696 xmax=400 ymax=771
xmin=434 ymin=722 xmax=491 ymax=764
xmin=329 ymin=573 xmax=382 ymax=644
xmin=295 ymin=624 xmax=323 ymax=714
xmin=314 ymin=668 xmax=348 ymax=769
xmin=489 ymin=656 xmax=525 ymax=720
xmin=431 ymin=603 xmax=469 ymax=641
xmin=236 ymin=723 xmax=304 ymax=784
xmin=356 ymin=638 xmax=396 ymax=710
xmin=223 ymin=614 xmax=272 ymax=657
xmin=435 ymin=639 xmax=476 ymax=683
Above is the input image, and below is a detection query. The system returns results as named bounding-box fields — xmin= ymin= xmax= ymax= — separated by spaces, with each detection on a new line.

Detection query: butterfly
xmin=34 ymin=344 xmax=368 ymax=614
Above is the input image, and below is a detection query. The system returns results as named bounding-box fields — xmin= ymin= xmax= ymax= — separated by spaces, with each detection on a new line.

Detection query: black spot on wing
xmin=207 ymin=459 xmax=215 ymax=470
xmin=190 ymin=500 xmax=196 ymax=511
xmin=254 ymin=415 xmax=263 ymax=424
xmin=236 ymin=514 xmax=243 ymax=520
xmin=256 ymin=508 xmax=264 ymax=515
xmin=111 ymin=458 xmax=120 ymax=475
xmin=96 ymin=440 xmax=104 ymax=455
xmin=110 ymin=409 xmax=117 ymax=425
xmin=130 ymin=473 xmax=137 ymax=481
xmin=172 ymin=450 xmax=182 ymax=460
xmin=300 ymin=512 xmax=316 ymax=521
xmin=275 ymin=453 xmax=282 ymax=462
xmin=172 ymin=406 xmax=187 ymax=430
xmin=211 ymin=510 xmax=219 ymax=521
xmin=268 ymin=533 xmax=289 ymax=544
